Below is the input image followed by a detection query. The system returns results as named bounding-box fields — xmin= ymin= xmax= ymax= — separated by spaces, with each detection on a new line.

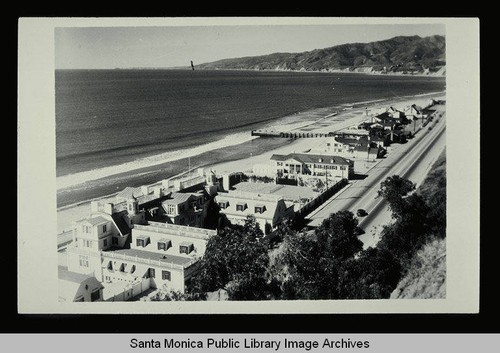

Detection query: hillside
xmin=390 ymin=149 xmax=447 ymax=299
xmin=197 ymin=35 xmax=446 ymax=76
xmin=390 ymin=237 xmax=446 ymax=299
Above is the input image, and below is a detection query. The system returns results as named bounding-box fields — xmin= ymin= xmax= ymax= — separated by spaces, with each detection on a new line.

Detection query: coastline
xmin=194 ymin=67 xmax=446 ymax=78
xmin=57 ymin=90 xmax=445 ymax=233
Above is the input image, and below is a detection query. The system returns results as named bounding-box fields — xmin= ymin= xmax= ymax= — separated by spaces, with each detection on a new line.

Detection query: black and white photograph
xmin=17 ymin=17 xmax=480 ymax=315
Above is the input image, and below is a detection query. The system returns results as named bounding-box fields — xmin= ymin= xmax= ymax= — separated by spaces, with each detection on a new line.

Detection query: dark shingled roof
xmin=111 ymin=212 xmax=131 ymax=236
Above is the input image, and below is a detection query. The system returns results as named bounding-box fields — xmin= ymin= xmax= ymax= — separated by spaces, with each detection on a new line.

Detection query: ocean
xmin=55 ymin=69 xmax=445 ymax=207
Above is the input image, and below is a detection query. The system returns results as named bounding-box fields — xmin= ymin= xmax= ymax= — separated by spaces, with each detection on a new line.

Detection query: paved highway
xmin=306 ymin=112 xmax=446 ymax=248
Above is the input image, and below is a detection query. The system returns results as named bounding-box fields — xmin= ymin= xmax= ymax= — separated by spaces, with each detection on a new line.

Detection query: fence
xmin=294 ymin=178 xmax=349 ymax=219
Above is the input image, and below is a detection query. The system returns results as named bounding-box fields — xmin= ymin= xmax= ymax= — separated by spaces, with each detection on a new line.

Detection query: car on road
xmin=356 ymin=209 xmax=368 ymax=217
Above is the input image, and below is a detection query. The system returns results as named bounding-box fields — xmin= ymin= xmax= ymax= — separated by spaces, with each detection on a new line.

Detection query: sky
xmin=54 ymin=21 xmax=446 ymax=69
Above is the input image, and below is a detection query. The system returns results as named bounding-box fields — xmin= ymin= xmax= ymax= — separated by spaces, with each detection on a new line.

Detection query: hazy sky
xmin=55 ymin=23 xmax=446 ymax=69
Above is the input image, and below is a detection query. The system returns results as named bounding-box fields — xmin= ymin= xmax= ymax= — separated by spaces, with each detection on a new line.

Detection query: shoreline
xmin=57 ymin=90 xmax=445 ymax=233
xmin=182 ymin=67 xmax=446 ymax=78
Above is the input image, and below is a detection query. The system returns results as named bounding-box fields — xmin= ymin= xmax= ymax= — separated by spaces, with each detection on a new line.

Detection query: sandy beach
xmin=57 ymin=91 xmax=445 ymax=234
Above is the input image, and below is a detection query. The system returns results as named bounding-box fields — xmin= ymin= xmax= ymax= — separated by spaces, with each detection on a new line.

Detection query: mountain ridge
xmin=196 ymin=35 xmax=446 ymax=76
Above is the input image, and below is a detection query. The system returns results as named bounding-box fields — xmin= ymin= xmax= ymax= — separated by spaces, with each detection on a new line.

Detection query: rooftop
xmin=116 ymin=186 xmax=143 ymax=200
xmin=133 ymin=221 xmax=216 ymax=240
xmin=271 ymin=153 xmax=352 ymax=166
xmin=81 ymin=216 xmax=109 ymax=227
xmin=161 ymin=192 xmax=200 ymax=206
xmin=58 ymin=266 xmax=95 ymax=284
xmin=232 ymin=182 xmax=319 ymax=202
xmin=102 ymin=248 xmax=196 ymax=268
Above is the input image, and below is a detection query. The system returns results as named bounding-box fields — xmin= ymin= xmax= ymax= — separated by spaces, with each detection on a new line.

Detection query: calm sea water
xmin=55 ymin=69 xmax=445 ymax=206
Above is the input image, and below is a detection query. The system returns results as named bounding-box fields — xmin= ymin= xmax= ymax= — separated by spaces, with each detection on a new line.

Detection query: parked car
xmin=357 ymin=209 xmax=368 ymax=217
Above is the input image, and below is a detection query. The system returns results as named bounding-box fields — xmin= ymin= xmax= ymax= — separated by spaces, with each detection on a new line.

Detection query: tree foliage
xmin=377 ymin=175 xmax=442 ymax=272
xmin=189 ymin=215 xmax=270 ymax=300
xmin=315 ymin=210 xmax=363 ymax=260
xmin=337 ymin=247 xmax=401 ymax=299
xmin=378 ymin=175 xmax=416 ymax=216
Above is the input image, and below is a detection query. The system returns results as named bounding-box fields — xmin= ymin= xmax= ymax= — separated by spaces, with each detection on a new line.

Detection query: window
xmin=218 ymin=201 xmax=229 ymax=209
xmin=179 ymin=243 xmax=194 ymax=254
xmin=162 ymin=270 xmax=171 ymax=281
xmin=277 ymin=162 xmax=283 ymax=166
xmin=136 ymin=237 xmax=149 ymax=247
xmin=79 ymin=255 xmax=89 ymax=268
xmin=103 ymin=239 xmax=108 ymax=247
xmin=84 ymin=239 xmax=92 ymax=248
xmin=102 ymin=224 xmax=107 ymax=233
xmin=166 ymin=204 xmax=177 ymax=215
xmin=158 ymin=240 xmax=171 ymax=251
xmin=149 ymin=268 xmax=155 ymax=278
xmin=254 ymin=206 xmax=266 ymax=214
xmin=112 ymin=237 xmax=118 ymax=245
xmin=90 ymin=289 xmax=100 ymax=302
xmin=236 ymin=203 xmax=247 ymax=212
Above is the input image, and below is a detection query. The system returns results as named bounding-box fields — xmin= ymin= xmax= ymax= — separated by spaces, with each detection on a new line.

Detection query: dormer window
xmin=319 ymin=158 xmax=323 ymax=162
xmin=136 ymin=235 xmax=150 ymax=247
xmin=158 ymin=239 xmax=172 ymax=251
xmin=218 ymin=201 xmax=229 ymax=209
xmin=254 ymin=205 xmax=266 ymax=214
xmin=236 ymin=203 xmax=247 ymax=212
xmin=179 ymin=242 xmax=194 ymax=254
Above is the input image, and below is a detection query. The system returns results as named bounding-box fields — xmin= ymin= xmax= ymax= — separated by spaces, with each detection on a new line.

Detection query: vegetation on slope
xmin=197 ymin=35 xmax=446 ymax=75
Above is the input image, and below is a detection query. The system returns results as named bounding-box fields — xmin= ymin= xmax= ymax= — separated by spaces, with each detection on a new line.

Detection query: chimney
xmin=141 ymin=185 xmax=149 ymax=196
xmin=153 ymin=186 xmax=163 ymax=198
xmin=91 ymin=201 xmax=100 ymax=213
xmin=223 ymin=174 xmax=232 ymax=191
xmin=104 ymin=203 xmax=114 ymax=215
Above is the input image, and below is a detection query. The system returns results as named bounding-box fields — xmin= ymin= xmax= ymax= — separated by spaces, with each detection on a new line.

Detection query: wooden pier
xmin=251 ymin=130 xmax=334 ymax=138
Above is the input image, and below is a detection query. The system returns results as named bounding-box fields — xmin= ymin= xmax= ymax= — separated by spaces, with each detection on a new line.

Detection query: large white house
xmin=270 ymin=153 xmax=354 ymax=180
xmin=215 ymin=188 xmax=295 ymax=235
xmin=64 ymin=204 xmax=216 ymax=301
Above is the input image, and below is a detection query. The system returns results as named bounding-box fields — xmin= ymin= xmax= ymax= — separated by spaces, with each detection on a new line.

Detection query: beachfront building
xmin=64 ymin=219 xmax=216 ymax=301
xmin=404 ymin=104 xmax=425 ymax=120
xmin=99 ymin=222 xmax=216 ymax=300
xmin=232 ymin=182 xmax=320 ymax=215
xmin=215 ymin=188 xmax=295 ymax=235
xmin=160 ymin=191 xmax=209 ymax=227
xmin=270 ymin=153 xmax=355 ymax=181
xmin=58 ymin=266 xmax=104 ymax=302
